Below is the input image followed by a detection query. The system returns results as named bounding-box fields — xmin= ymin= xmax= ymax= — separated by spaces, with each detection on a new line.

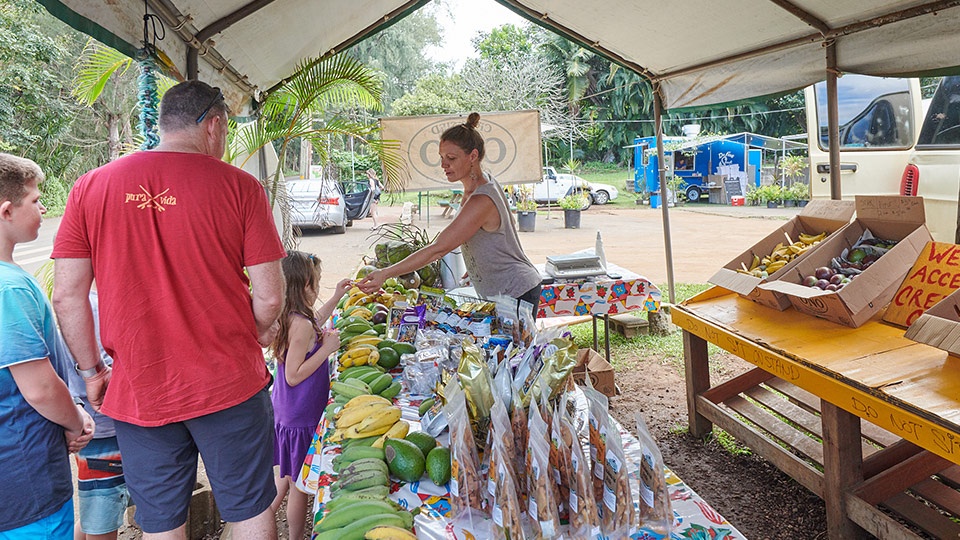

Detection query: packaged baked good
xmin=445 ymin=377 xmax=484 ymax=515
xmin=634 ymin=413 xmax=673 ymax=536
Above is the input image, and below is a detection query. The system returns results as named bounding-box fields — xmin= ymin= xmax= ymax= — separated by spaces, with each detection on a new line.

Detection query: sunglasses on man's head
xmin=196 ymin=88 xmax=224 ymax=124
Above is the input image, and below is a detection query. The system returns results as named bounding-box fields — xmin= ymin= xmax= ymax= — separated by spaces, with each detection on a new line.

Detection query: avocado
xmin=391 ymin=342 xmax=417 ymax=356
xmin=377 ymin=339 xmax=397 ymax=351
xmin=404 ymin=431 xmax=437 ymax=458
xmin=377 ymin=347 xmax=400 ymax=370
xmin=425 ymin=447 xmax=451 ymax=486
xmin=383 ymin=438 xmax=425 ymax=483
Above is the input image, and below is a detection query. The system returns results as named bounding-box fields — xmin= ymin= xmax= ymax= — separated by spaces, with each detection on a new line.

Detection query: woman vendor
xmin=357 ymin=112 xmax=542 ymax=313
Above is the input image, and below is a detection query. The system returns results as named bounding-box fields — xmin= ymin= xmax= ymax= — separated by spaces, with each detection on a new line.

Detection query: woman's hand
xmin=66 ymin=407 xmax=95 ymax=453
xmin=358 ymin=269 xmax=386 ymax=294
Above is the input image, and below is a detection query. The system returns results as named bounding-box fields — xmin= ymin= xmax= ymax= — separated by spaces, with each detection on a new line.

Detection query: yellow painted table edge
xmin=672 ymin=299 xmax=960 ymax=466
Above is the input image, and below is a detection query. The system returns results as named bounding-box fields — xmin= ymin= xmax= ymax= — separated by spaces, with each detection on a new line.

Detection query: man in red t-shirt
xmin=52 ymin=81 xmax=285 ymax=539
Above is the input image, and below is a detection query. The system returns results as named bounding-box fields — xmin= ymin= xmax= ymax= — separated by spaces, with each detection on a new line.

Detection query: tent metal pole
xmin=826 ymin=42 xmax=841 ymax=200
xmin=653 ymin=86 xmax=676 ymax=305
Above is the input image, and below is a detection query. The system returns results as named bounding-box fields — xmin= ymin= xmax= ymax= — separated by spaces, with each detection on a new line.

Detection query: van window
xmin=918 ymin=76 xmax=960 ymax=147
xmin=813 ymin=75 xmax=915 ymax=150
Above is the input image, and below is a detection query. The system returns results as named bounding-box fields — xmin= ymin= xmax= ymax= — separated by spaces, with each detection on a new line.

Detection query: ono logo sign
xmin=407 ymin=117 xmax=518 ymax=187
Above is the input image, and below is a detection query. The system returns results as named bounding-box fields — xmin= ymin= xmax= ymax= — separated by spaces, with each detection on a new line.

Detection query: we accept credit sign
xmin=884 ymin=241 xmax=960 ymax=327
xmin=379 ymin=111 xmax=542 ymax=191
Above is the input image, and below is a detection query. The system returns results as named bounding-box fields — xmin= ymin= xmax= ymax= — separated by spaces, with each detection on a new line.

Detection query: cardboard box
xmin=761 ymin=196 xmax=932 ymax=327
xmin=709 ymin=200 xmax=855 ymax=310
xmin=572 ymin=348 xmax=616 ymax=397
xmin=904 ymin=287 xmax=960 ymax=357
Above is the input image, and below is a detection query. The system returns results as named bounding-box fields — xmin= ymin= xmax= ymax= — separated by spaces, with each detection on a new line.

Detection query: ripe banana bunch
xmin=332 ymin=401 xmax=402 ymax=442
xmin=738 ymin=231 xmax=828 ymax=278
xmin=365 ymin=525 xmax=418 ymax=540
xmin=344 ymin=287 xmax=377 ymax=309
xmin=338 ymin=343 xmax=381 ymax=370
xmin=371 ymin=419 xmax=409 ymax=449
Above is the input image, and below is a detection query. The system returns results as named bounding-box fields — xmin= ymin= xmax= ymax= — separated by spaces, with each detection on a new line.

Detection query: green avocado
xmin=425 ymin=447 xmax=451 ymax=486
xmin=383 ymin=438 xmax=425 ymax=483
xmin=404 ymin=431 xmax=437 ymax=459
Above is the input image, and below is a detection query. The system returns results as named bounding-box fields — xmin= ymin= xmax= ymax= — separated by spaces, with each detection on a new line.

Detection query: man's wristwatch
xmin=75 ymin=360 xmax=107 ymax=379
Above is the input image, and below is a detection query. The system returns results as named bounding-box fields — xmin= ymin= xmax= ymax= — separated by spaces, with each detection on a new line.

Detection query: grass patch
xmin=565 ymin=282 xmax=725 ymax=376
xmin=708 ymin=427 xmax=753 ymax=456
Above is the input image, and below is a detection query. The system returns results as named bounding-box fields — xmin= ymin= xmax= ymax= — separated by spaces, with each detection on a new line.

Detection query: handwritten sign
xmin=723 ymin=178 xmax=742 ymax=202
xmin=884 ymin=241 xmax=960 ymax=327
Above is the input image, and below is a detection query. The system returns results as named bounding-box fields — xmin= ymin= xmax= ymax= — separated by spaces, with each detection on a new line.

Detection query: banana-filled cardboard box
xmin=761 ymin=196 xmax=932 ymax=328
xmin=709 ymin=199 xmax=855 ymax=310
xmin=904 ymin=286 xmax=960 ymax=357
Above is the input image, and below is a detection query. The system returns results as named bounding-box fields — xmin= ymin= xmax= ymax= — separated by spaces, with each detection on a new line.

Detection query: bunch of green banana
xmin=331 ymin=368 xmax=400 ymax=401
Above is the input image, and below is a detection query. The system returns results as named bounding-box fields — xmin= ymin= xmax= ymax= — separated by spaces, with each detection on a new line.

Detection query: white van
xmin=905 ymin=76 xmax=960 ymax=243
xmin=805 ymin=75 xmax=922 ymax=204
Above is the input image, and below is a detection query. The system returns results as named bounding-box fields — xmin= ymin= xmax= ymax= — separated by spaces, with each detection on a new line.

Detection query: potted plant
xmin=515 ymin=189 xmax=538 ymax=232
xmin=664 ymin=175 xmax=687 ymax=205
xmin=558 ymin=192 xmax=589 ymax=228
xmin=787 ymin=181 xmax=810 ymax=207
xmin=744 ymin=186 xmax=762 ymax=206
xmin=758 ymin=184 xmax=783 ymax=208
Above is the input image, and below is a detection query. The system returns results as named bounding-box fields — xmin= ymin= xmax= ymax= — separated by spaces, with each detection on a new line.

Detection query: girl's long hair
xmin=271 ymin=251 xmax=322 ymax=361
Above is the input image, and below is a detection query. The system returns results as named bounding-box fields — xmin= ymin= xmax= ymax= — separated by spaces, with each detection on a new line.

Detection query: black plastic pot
xmin=564 ymin=209 xmax=581 ymax=229
xmin=517 ymin=211 xmax=536 ymax=232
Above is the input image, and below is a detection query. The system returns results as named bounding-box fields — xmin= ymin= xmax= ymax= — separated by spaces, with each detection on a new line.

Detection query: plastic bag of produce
xmin=445 ymin=377 xmax=484 ymax=518
xmin=601 ymin=426 xmax=635 ymax=537
xmin=526 ymin=403 xmax=563 ymax=538
xmin=582 ymin=382 xmax=609 ymax=505
xmin=567 ymin=400 xmax=602 ymax=539
xmin=489 ymin=423 xmax=526 ymax=539
xmin=633 ymin=413 xmax=673 ymax=536
xmin=458 ymin=338 xmax=496 ymax=451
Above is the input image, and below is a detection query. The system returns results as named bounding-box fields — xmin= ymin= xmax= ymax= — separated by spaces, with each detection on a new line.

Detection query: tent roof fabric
xmin=38 ymin=0 xmax=960 ymax=110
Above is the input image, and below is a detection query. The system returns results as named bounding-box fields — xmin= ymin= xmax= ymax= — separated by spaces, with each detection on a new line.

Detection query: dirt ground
xmin=117 ymin=201 xmax=828 ymax=539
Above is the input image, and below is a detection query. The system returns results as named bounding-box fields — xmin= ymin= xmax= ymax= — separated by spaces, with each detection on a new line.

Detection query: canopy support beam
xmin=826 ymin=42 xmax=841 ymax=200
xmin=187 ymin=0 xmax=278 ymax=80
xmin=653 ymin=86 xmax=676 ymax=305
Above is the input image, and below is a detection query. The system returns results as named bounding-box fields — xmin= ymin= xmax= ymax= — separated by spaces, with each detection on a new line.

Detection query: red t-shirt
xmin=52 ymin=151 xmax=286 ymax=426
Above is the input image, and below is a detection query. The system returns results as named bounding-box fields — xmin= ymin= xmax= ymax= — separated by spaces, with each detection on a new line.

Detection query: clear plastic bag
xmin=633 ymin=413 xmax=673 ymax=536
xmin=601 ymin=426 xmax=634 ymax=537
xmin=445 ymin=377 xmax=484 ymax=516
xmin=526 ymin=403 xmax=562 ymax=538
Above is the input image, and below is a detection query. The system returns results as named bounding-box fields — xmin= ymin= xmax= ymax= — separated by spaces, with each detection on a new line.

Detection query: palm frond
xmin=72 ymin=39 xmax=132 ymax=106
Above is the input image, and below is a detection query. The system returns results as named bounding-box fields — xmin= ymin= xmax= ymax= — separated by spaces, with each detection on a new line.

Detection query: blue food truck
xmin=632 ymin=133 xmax=801 ymax=206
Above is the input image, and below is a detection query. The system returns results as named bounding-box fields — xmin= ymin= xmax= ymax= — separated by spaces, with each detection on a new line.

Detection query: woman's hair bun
xmin=466 ymin=112 xmax=480 ymax=128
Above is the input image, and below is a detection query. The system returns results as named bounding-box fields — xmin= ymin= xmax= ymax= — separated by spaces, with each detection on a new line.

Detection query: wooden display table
xmin=672 ymin=287 xmax=960 ymax=539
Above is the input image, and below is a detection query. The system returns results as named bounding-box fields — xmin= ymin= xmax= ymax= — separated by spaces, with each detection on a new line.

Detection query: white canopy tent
xmin=36 ymin=0 xmax=960 ymax=301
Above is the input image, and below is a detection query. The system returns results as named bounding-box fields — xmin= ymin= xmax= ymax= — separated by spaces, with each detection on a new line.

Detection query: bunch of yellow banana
xmin=344 ymin=287 xmax=378 ymax=309
xmin=364 ymin=525 xmax=418 ymax=540
xmin=338 ymin=343 xmax=381 ymax=370
xmin=738 ymin=231 xmax=829 ymax=278
xmin=330 ymin=397 xmax=403 ymax=443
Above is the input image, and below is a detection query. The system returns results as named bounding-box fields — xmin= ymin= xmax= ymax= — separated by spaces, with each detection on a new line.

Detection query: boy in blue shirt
xmin=0 ymin=153 xmax=94 ymax=537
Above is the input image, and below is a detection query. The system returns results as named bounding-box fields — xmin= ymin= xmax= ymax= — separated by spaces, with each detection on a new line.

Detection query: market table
xmin=297 ymin=386 xmax=746 ymax=539
xmin=672 ymin=286 xmax=960 ymax=539
xmin=537 ymin=262 xmax=661 ymax=319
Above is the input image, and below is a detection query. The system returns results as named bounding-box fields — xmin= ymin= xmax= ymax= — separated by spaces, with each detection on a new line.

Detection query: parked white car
xmin=286 ymin=177 xmax=348 ymax=234
xmin=534 ymin=167 xmax=592 ymax=209
xmin=589 ymin=182 xmax=619 ymax=205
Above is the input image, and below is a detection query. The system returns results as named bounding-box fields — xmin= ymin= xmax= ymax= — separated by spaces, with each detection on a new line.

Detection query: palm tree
xmin=72 ymin=39 xmax=176 ymax=160
xmin=230 ymin=54 xmax=404 ymax=245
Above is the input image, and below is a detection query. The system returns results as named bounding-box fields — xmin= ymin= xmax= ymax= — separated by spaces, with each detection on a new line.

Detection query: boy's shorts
xmin=0 ymin=499 xmax=72 ymax=539
xmin=75 ymin=436 xmax=130 ymax=535
xmin=115 ymin=388 xmax=276 ymax=534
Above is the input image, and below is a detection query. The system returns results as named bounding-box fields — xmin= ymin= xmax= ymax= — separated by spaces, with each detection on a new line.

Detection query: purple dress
xmin=272 ymin=324 xmax=330 ymax=479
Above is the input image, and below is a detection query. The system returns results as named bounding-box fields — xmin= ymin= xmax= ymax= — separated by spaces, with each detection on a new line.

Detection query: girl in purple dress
xmin=269 ymin=251 xmax=351 ymax=539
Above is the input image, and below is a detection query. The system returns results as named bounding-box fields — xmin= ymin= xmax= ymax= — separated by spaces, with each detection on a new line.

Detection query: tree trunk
xmin=107 ymin=113 xmax=121 ymax=162
xmin=648 ymin=307 xmax=673 ymax=336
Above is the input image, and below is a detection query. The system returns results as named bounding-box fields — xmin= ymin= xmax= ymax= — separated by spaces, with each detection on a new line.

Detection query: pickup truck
xmin=533 ymin=167 xmax=592 ymax=209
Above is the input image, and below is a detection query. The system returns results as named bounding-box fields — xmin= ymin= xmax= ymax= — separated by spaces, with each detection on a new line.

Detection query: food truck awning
xmin=38 ymin=1 xmax=960 ymax=112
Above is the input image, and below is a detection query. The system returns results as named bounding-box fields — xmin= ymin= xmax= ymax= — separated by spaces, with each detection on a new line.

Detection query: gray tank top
xmin=460 ymin=173 xmax=542 ymax=299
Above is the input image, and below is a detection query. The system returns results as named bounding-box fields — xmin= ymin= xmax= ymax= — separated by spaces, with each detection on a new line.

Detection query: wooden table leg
xmin=821 ymin=400 xmax=868 ymax=540
xmin=683 ymin=330 xmax=712 ymax=438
